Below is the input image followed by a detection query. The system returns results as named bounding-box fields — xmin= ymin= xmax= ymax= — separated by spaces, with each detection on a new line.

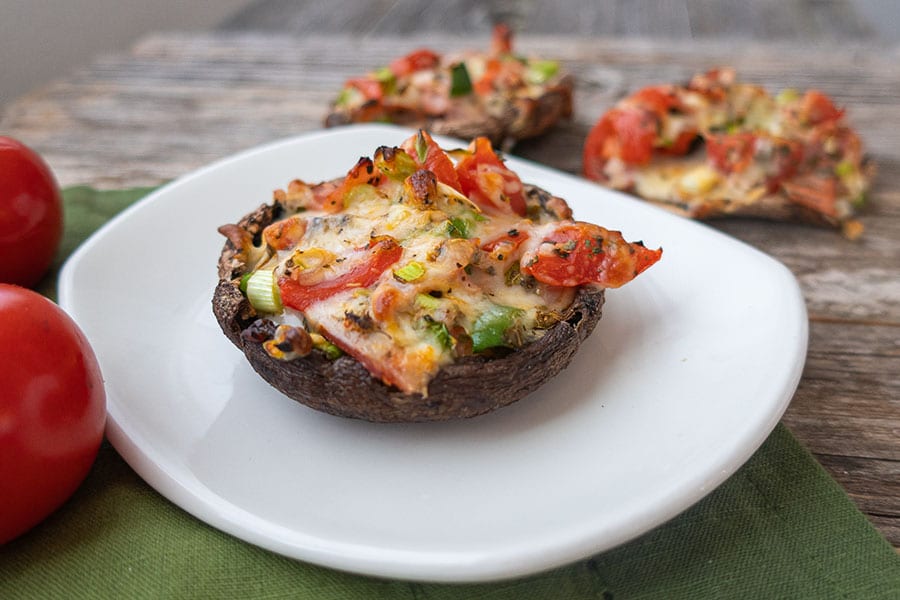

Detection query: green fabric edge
xmin=1 ymin=186 xmax=897 ymax=599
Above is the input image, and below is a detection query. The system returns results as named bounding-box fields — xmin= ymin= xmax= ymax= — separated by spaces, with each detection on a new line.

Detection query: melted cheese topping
xmin=256 ymin=171 xmax=575 ymax=396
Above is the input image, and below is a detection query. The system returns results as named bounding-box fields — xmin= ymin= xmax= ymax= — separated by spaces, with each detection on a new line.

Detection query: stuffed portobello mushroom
xmin=324 ymin=24 xmax=574 ymax=148
xmin=213 ymin=131 xmax=661 ymax=422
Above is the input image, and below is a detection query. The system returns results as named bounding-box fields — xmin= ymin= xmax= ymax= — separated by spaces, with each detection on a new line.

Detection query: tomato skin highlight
xmin=0 ymin=137 xmax=63 ymax=288
xmin=0 ymin=284 xmax=106 ymax=544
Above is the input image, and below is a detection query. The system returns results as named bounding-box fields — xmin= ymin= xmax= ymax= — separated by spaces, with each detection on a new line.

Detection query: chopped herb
xmin=525 ymin=60 xmax=559 ymax=84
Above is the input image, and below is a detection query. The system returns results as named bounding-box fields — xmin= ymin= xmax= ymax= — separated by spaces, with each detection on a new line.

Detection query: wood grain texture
xmin=222 ymin=0 xmax=891 ymax=41
xmin=1 ymin=31 xmax=897 ymax=546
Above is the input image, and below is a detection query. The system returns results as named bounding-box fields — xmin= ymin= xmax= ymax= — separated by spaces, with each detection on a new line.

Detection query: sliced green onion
xmin=424 ymin=318 xmax=453 ymax=350
xmin=447 ymin=210 xmax=487 ymax=239
xmin=372 ymin=67 xmax=396 ymax=95
xmin=394 ymin=261 xmax=426 ymax=282
xmin=245 ymin=270 xmax=282 ymax=314
xmin=471 ymin=304 xmax=523 ymax=353
xmin=776 ymin=88 xmax=800 ymax=105
xmin=342 ymin=183 xmax=381 ymax=206
xmin=375 ymin=147 xmax=418 ymax=181
xmin=525 ymin=60 xmax=559 ymax=84
xmin=335 ymin=87 xmax=361 ymax=107
xmin=415 ymin=130 xmax=428 ymax=163
xmin=415 ymin=293 xmax=442 ymax=310
xmin=373 ymin=66 xmax=394 ymax=83
xmin=450 ymin=62 xmax=473 ymax=97
xmin=313 ymin=337 xmax=343 ymax=360
xmin=447 ymin=217 xmax=471 ymax=238
xmin=834 ymin=160 xmax=855 ymax=178
xmin=239 ymin=272 xmax=252 ymax=293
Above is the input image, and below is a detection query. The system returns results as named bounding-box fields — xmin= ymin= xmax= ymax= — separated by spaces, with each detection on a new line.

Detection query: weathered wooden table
xmin=1 ymin=32 xmax=897 ymax=548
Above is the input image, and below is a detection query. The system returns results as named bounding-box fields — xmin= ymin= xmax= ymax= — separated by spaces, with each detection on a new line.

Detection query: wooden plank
xmin=222 ymin=0 xmax=887 ymax=41
xmin=783 ymin=320 xmax=900 ymax=460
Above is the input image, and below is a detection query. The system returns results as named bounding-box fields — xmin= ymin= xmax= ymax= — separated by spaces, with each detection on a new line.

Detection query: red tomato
xmin=278 ymin=236 xmax=402 ymax=311
xmin=490 ymin=23 xmax=513 ymax=55
xmin=705 ymin=132 xmax=758 ymax=174
xmin=782 ymin=174 xmax=839 ymax=217
xmin=799 ymin=90 xmax=844 ymax=125
xmin=455 ymin=137 xmax=527 ymax=216
xmin=0 ymin=284 xmax=106 ymax=544
xmin=0 ymin=137 xmax=63 ymax=288
xmin=628 ymin=86 xmax=679 ymax=118
xmin=520 ymin=222 xmax=662 ymax=288
xmin=389 ymin=49 xmax=440 ymax=77
xmin=582 ymin=107 xmax=658 ymax=181
xmin=346 ymin=77 xmax=384 ymax=101
xmin=474 ymin=58 xmax=502 ymax=95
xmin=401 ymin=130 xmax=462 ymax=191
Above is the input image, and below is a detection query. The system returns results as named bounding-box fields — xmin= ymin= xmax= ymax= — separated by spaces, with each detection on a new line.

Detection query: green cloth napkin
xmin=2 ymin=187 xmax=898 ymax=599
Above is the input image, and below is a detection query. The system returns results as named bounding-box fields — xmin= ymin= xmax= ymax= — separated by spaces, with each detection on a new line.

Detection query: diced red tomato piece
xmin=800 ymin=90 xmax=844 ymax=126
xmin=705 ymin=132 xmax=757 ymax=174
xmin=401 ymin=130 xmax=462 ymax=191
xmin=661 ymin=129 xmax=699 ymax=156
xmin=491 ymin=23 xmax=513 ymax=55
xmin=520 ymin=222 xmax=662 ymax=288
xmin=474 ymin=58 xmax=502 ymax=95
xmin=322 ymin=157 xmax=382 ymax=213
xmin=346 ymin=77 xmax=384 ymax=101
xmin=455 ymin=137 xmax=527 ymax=216
xmin=782 ymin=174 xmax=839 ymax=217
xmin=389 ymin=49 xmax=441 ymax=77
xmin=628 ymin=86 xmax=679 ymax=118
xmin=766 ymin=138 xmax=805 ymax=192
xmin=583 ymin=107 xmax=657 ymax=180
xmin=278 ymin=236 xmax=402 ymax=311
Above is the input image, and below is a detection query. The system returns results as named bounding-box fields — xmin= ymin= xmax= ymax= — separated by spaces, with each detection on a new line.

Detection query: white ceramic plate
xmin=59 ymin=124 xmax=807 ymax=583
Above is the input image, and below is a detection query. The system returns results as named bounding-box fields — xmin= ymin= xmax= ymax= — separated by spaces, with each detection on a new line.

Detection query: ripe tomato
xmin=582 ymin=108 xmax=658 ymax=181
xmin=0 ymin=284 xmax=106 ymax=544
xmin=401 ymin=130 xmax=462 ymax=191
xmin=521 ymin=222 xmax=662 ymax=288
xmin=455 ymin=137 xmax=527 ymax=216
xmin=389 ymin=49 xmax=440 ymax=77
xmin=0 ymin=137 xmax=63 ymax=288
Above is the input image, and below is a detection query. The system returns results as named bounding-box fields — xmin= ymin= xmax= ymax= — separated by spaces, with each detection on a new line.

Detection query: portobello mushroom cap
xmin=212 ymin=183 xmax=605 ymax=423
